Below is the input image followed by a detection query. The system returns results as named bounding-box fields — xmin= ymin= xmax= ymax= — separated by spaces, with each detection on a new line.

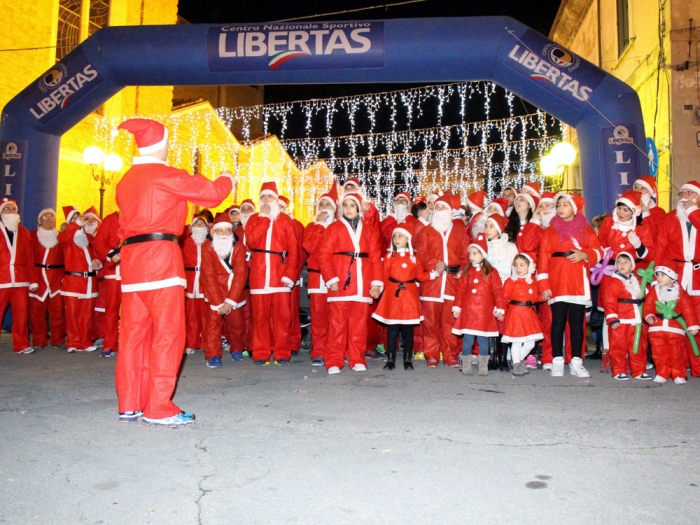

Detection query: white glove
xmin=281 ymin=276 xmax=294 ymax=288
xmin=627 ymin=232 xmax=642 ymax=249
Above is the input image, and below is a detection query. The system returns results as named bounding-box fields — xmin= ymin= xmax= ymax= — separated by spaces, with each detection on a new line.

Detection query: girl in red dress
xmin=501 ymin=254 xmax=544 ymax=376
xmin=372 ymin=222 xmax=431 ymax=370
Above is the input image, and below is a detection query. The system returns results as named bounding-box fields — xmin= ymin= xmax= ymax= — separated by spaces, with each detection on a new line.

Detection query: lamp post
xmin=540 ymin=141 xmax=577 ymax=192
xmin=83 ymin=146 xmax=123 ymax=218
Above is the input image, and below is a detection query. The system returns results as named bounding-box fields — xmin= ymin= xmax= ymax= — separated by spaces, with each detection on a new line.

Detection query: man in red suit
xmin=181 ymin=214 xmax=209 ymax=355
xmin=380 ymin=192 xmax=414 ymax=251
xmin=244 ymin=181 xmax=299 ymax=365
xmin=0 ymin=199 xmax=33 ymax=354
xmin=29 ymin=208 xmax=66 ymax=350
xmin=199 ymin=213 xmax=248 ymax=368
xmin=115 ymin=118 xmax=233 ymax=427
xmin=279 ymin=195 xmax=307 ymax=355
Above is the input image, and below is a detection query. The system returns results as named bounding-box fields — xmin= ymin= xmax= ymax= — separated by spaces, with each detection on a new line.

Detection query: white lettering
xmin=245 ymin=33 xmax=267 ymax=56
xmin=522 ymin=52 xmax=539 ymax=69
xmin=615 ymin=150 xmax=631 ymax=164
xmin=4 ymin=165 xmax=15 ymax=177
xmin=349 ymin=29 xmax=371 ymax=53
xmin=619 ymin=172 xmax=630 ymax=186
xmin=288 ymin=31 xmax=311 ymax=53
xmin=268 ymin=32 xmax=287 ymax=55
xmin=324 ymin=29 xmax=352 ymax=54
xmin=309 ymin=30 xmax=330 ymax=54
xmin=219 ymin=33 xmax=236 ymax=57
xmin=4 ymin=184 xmax=12 ymax=195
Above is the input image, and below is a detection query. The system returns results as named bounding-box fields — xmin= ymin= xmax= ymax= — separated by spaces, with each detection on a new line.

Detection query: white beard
xmin=641 ymin=194 xmax=652 ymax=207
xmin=394 ymin=204 xmax=409 ymax=223
xmin=315 ymin=209 xmax=334 ymax=227
xmin=266 ymin=200 xmax=280 ymax=221
xmin=84 ymin=223 xmax=98 ymax=236
xmin=241 ymin=212 xmax=252 ymax=227
xmin=658 ymin=282 xmax=680 ymax=303
xmin=74 ymin=228 xmax=90 ymax=248
xmin=212 ymin=234 xmax=234 ymax=260
xmin=676 ymin=199 xmax=690 ymax=223
xmin=432 ymin=210 xmax=453 ymax=233
xmin=191 ymin=226 xmax=208 ymax=246
xmin=37 ymin=227 xmax=59 ymax=249
xmin=470 ymin=213 xmax=487 ymax=239
xmin=540 ymin=210 xmax=555 ymax=228
xmin=2 ymin=213 xmax=20 ymax=232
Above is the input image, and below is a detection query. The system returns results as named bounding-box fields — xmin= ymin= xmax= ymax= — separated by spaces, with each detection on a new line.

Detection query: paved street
xmin=1 ymin=335 xmax=698 ymax=524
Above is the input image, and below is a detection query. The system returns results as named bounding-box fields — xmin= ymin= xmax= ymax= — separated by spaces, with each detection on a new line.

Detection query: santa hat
xmin=319 ymin=180 xmax=339 ymax=210
xmin=117 ymin=118 xmax=168 ymax=156
xmin=633 ymin=176 xmax=658 ymax=198
xmin=512 ymin=252 xmax=536 ymax=282
xmin=486 ymin=197 xmax=509 ymax=216
xmin=392 ymin=222 xmax=415 ymax=253
xmin=466 ymin=191 xmax=488 ymax=212
xmin=343 ymin=177 xmax=362 ymax=191
xmin=413 ymin=195 xmax=427 ymax=205
xmin=503 ymin=185 xmax=519 ymax=196
xmin=485 ymin=214 xmax=508 ymax=235
xmin=540 ymin=191 xmax=556 ymax=203
xmin=81 ymin=206 xmax=101 ymax=222
xmin=681 ymin=181 xmax=700 ymax=196
xmin=521 ymin=182 xmax=541 ymax=199
xmin=394 ymin=191 xmax=411 ymax=203
xmin=227 ymin=204 xmax=241 ymax=214
xmin=191 ymin=214 xmax=208 ymax=227
xmin=556 ymin=192 xmax=585 ymax=215
xmin=341 ymin=192 xmax=363 ymax=215
xmin=616 ymin=190 xmax=642 ymax=216
xmin=259 ymin=181 xmax=279 ymax=199
xmin=212 ymin=212 xmax=233 ymax=230
xmin=278 ymin=195 xmax=290 ymax=208
xmin=37 ymin=208 xmax=56 ymax=221
xmin=62 ymin=205 xmax=80 ymax=223
xmin=427 ymin=190 xmax=443 ymax=201
xmin=655 ymin=262 xmax=678 ymax=281
xmin=615 ymin=251 xmax=636 ymax=272
xmin=240 ymin=199 xmax=256 ymax=211
xmin=434 ymin=192 xmax=454 ymax=210
xmin=0 ymin=199 xmax=17 ymax=214
xmin=516 ymin=191 xmax=540 ymax=212
xmin=469 ymin=235 xmax=489 ymax=258
xmin=450 ymin=193 xmax=463 ymax=210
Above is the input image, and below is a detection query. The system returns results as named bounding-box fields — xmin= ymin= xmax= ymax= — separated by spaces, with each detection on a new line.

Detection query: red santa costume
xmin=302 ymin=183 xmax=338 ymax=365
xmin=115 ymin=118 xmax=233 ymax=425
xmin=58 ymin=206 xmax=101 ymax=352
xmin=413 ymin=192 xmax=470 ymax=367
xmin=317 ymin=192 xmax=384 ymax=373
xmin=513 ymin=190 xmax=543 ymax=265
xmin=199 ymin=213 xmax=248 ymax=363
xmin=501 ymin=254 xmax=544 ymax=353
xmin=599 ymin=252 xmax=649 ymax=379
xmin=244 ymin=181 xmax=300 ymax=364
xmin=29 ymin=208 xmax=66 ymax=349
xmin=181 ymin=215 xmax=209 ymax=354
xmin=633 ymin=175 xmax=667 ymax=238
xmin=380 ymin=192 xmax=415 ymax=252
xmin=0 ymin=199 xmax=33 ymax=353
xmin=279 ymin=195 xmax=307 ymax=354
xmin=643 ymin=264 xmax=700 ymax=383
xmin=237 ymin=199 xmax=256 ymax=353
xmin=466 ymin=190 xmax=488 ymax=242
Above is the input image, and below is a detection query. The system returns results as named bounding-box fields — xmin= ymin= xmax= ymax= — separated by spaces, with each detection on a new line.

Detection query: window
xmin=616 ymin=0 xmax=629 ymax=57
xmin=56 ymin=0 xmax=110 ymax=61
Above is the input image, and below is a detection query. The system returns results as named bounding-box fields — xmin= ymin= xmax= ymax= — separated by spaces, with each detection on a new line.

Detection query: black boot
xmin=383 ymin=351 xmax=396 ymax=370
xmin=499 ymin=342 xmax=511 ymax=371
xmin=488 ymin=337 xmax=499 ymax=370
xmin=403 ymin=348 xmax=414 ymax=370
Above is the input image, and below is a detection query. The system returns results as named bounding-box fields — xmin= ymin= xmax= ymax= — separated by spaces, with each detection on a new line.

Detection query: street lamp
xmin=540 ymin=141 xmax=577 ymax=192
xmin=83 ymin=146 xmax=122 ymax=218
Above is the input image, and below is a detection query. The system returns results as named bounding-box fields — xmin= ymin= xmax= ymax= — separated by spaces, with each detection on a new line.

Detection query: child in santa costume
xmin=181 ymin=214 xmax=209 ymax=355
xmin=302 ymin=183 xmax=338 ymax=367
xmin=317 ymin=192 xmax=383 ymax=374
xmin=452 ymin=235 xmax=505 ymax=376
xmin=599 ymin=252 xmax=650 ymax=380
xmin=380 ymin=192 xmax=415 ymax=252
xmin=372 ymin=222 xmax=431 ymax=370
xmin=29 ymin=208 xmax=66 ymax=350
xmin=538 ymin=193 xmax=603 ymax=378
xmin=502 ymin=253 xmax=544 ymax=376
xmin=633 ymin=175 xmax=666 ymax=238
xmin=644 ymin=264 xmax=700 ymax=384
xmin=484 ymin=213 xmax=519 ymax=284
xmin=58 ymin=206 xmax=102 ymax=353
xmin=199 ymin=213 xmax=248 ymax=368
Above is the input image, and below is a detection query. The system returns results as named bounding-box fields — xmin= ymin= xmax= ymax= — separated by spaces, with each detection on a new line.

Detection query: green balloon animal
xmin=654 ymin=299 xmax=700 ymax=357
xmin=633 ymin=262 xmax=656 ymax=355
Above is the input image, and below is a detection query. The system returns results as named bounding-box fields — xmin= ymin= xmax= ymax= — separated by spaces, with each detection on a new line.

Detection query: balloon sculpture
xmin=633 ymin=262 xmax=655 ymax=354
xmin=590 ymin=248 xmax=614 ymax=286
xmin=655 ymin=299 xmax=700 ymax=357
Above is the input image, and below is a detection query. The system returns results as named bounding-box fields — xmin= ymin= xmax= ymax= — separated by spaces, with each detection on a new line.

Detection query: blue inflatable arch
xmin=0 ymin=16 xmax=646 ymax=222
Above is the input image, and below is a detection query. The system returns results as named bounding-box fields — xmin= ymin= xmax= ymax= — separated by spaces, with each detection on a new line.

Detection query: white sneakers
xmin=542 ymin=363 xmax=553 ymax=371
xmin=653 ymin=375 xmax=667 ymax=384
xmin=551 ymin=357 xmax=565 ymax=377
xmin=327 ymin=366 xmax=341 ymax=375
xmin=570 ymin=357 xmax=590 ymax=378
xmin=674 ymin=377 xmax=687 ymax=385
xmin=352 ymin=364 xmax=367 ymax=372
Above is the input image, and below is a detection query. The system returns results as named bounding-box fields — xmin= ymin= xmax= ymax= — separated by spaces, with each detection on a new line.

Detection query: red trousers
xmin=29 ymin=294 xmax=65 ymax=347
xmin=685 ymin=296 xmax=700 ymax=376
xmin=650 ymin=332 xmax=687 ymax=381
xmin=421 ymin=299 xmax=460 ymax=364
xmin=608 ymin=323 xmax=648 ymax=377
xmin=203 ymin=305 xmax=244 ymax=358
xmin=64 ymin=295 xmax=96 ymax=350
xmin=309 ymin=293 xmax=329 ymax=360
xmin=539 ymin=302 xmax=578 ymax=364
xmin=116 ymin=286 xmax=186 ymax=419
xmin=91 ymin=279 xmax=105 ymax=342
xmin=366 ymin=300 xmax=384 ymax=350
xmin=251 ymin=292 xmax=292 ymax=362
xmin=290 ymin=285 xmax=301 ymax=351
xmin=102 ymin=278 xmax=121 ymax=351
xmin=240 ymin=290 xmax=253 ymax=351
xmin=326 ymin=300 xmax=368 ymax=370
xmin=0 ymin=287 xmax=30 ymax=352
xmin=185 ymin=297 xmax=206 ymax=350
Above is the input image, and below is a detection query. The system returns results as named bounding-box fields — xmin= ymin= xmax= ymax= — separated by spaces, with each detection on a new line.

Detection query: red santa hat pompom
xmin=655 ymin=262 xmax=678 ymax=281
xmin=616 ymin=190 xmax=642 ymax=216
xmin=633 ymin=175 xmax=658 ymax=198
xmin=117 ymin=118 xmax=168 ymax=156
xmin=62 ymin=205 xmax=80 ymax=223
xmin=485 ymin=214 xmax=507 ymax=235
xmin=517 ymin=192 xmax=540 ymax=212
xmin=0 ymin=199 xmax=18 ymax=213
xmin=259 ymin=181 xmax=279 ymax=199
xmin=486 ymin=197 xmax=509 ymax=216
xmin=240 ymin=198 xmax=256 ymax=211
xmin=521 ymin=182 xmax=541 ymax=199
xmin=37 ymin=208 xmax=56 ymax=222
xmin=434 ymin=192 xmax=454 ymax=210
xmin=540 ymin=191 xmax=556 ymax=203
xmin=556 ymin=192 xmax=585 ymax=215
xmin=469 ymin=235 xmax=489 ymax=258
xmin=466 ymin=190 xmax=488 ymax=212
xmin=81 ymin=206 xmax=101 ymax=222
xmin=680 ymin=181 xmax=700 ymax=196
xmin=341 ymin=192 xmax=363 ymax=215
xmin=212 ymin=212 xmax=233 ymax=231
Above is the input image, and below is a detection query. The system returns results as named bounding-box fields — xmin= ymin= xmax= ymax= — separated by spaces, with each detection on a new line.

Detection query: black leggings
xmin=550 ymin=302 xmax=585 ymax=359
xmin=387 ymin=324 xmax=415 ymax=356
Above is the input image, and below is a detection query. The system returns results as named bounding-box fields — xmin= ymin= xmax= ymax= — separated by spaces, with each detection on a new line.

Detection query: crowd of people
xmin=4 ymin=165 xmax=700 ymax=389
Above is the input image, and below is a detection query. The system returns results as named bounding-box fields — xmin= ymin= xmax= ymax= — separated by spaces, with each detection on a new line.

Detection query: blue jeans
xmin=461 ymin=334 xmax=489 ymax=356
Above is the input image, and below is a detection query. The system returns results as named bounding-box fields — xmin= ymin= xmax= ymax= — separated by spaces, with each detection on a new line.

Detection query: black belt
xmin=509 ymin=300 xmax=534 ymax=307
xmin=389 ymin=276 xmax=417 ymax=297
xmin=65 ymin=271 xmax=96 ymax=277
xmin=35 ymin=263 xmax=64 ymax=269
xmin=308 ymin=268 xmax=320 ymax=273
xmin=184 ymin=266 xmax=200 ymax=272
xmin=251 ymin=248 xmax=287 ymax=265
xmin=618 ymin=298 xmax=643 ymax=305
xmin=444 ymin=265 xmax=460 ymax=274
xmin=123 ymin=233 xmax=179 ymax=246
xmin=334 ymin=252 xmax=369 ymax=289
xmin=552 ymin=251 xmax=574 ymax=257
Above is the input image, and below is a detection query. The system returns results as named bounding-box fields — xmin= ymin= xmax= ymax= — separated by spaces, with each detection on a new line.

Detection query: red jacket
xmin=600 ymin=272 xmax=643 ymax=326
xmin=655 ymin=208 xmax=700 ymax=296
xmin=199 ymin=234 xmax=248 ymax=310
xmin=372 ymin=250 xmax=431 ymax=324
xmin=380 ymin=214 xmax=415 ymax=252
xmin=413 ymin=223 xmax=469 ymax=302
xmin=0 ymin=224 xmax=32 ymax=289
xmin=515 ymin=221 xmax=542 ymax=265
xmin=644 ymin=282 xmax=700 ymax=336
xmin=452 ymin=264 xmax=504 ymax=337
xmin=501 ymin=275 xmax=544 ymax=342
xmin=115 ymin=158 xmax=232 ymax=293
xmin=29 ymin=228 xmax=64 ymax=300
xmin=303 ymin=220 xmax=331 ymax=294
xmin=244 ymin=212 xmax=300 ymax=294
xmin=318 ymin=217 xmax=383 ymax=303
xmin=58 ymin=221 xmax=99 ymax=298
xmin=181 ymin=236 xmax=205 ymax=299
xmin=291 ymin=216 xmax=307 ymax=284
xmin=91 ymin=211 xmax=121 ymax=280
xmin=597 ymin=215 xmax=654 ymax=269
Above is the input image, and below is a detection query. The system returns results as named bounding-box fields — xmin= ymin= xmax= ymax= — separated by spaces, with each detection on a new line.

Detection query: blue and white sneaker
xmin=99 ymin=349 xmax=116 ymax=358
xmin=231 ymin=351 xmax=243 ymax=361
xmin=276 ymin=359 xmax=290 ymax=365
xmin=207 ymin=356 xmax=223 ymax=368
xmin=311 ymin=357 xmax=324 ymax=366
xmin=118 ymin=411 xmax=143 ymax=423
xmin=142 ymin=411 xmax=196 ymax=428
xmin=16 ymin=347 xmax=35 ymax=354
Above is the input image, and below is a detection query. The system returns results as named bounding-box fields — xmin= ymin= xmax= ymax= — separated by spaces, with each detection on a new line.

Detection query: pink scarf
xmin=550 ymin=213 xmax=590 ymax=245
